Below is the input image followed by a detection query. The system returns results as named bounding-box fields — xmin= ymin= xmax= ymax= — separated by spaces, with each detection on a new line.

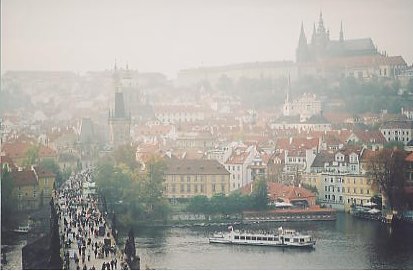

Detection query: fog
xmin=2 ymin=0 xmax=413 ymax=78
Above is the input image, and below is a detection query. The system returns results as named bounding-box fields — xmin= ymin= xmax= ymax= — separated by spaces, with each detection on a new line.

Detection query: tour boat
xmin=209 ymin=226 xmax=315 ymax=248
xmin=13 ymin=225 xmax=31 ymax=234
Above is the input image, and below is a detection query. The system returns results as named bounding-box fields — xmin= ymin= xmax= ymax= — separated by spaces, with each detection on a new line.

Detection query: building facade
xmin=164 ymin=159 xmax=230 ymax=199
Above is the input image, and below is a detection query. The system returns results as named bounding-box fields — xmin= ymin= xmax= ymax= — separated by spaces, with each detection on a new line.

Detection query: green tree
xmin=39 ymin=158 xmax=68 ymax=188
xmin=113 ymin=144 xmax=140 ymax=170
xmin=250 ymin=178 xmax=268 ymax=210
xmin=187 ymin=195 xmax=210 ymax=215
xmin=23 ymin=145 xmax=40 ymax=168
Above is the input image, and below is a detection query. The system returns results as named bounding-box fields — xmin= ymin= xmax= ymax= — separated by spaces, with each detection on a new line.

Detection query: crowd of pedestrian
xmin=55 ymin=168 xmax=128 ymax=270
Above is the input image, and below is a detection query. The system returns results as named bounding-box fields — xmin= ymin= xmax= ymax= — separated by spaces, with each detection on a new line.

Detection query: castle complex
xmin=176 ymin=12 xmax=407 ymax=86
xmin=296 ymin=12 xmax=378 ymax=63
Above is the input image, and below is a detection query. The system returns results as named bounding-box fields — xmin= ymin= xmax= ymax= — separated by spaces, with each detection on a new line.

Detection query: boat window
xmin=241 ymin=236 xmax=246 ymax=240
xmin=235 ymin=236 xmax=239 ymax=240
xmin=257 ymin=237 xmax=262 ymax=241
xmin=252 ymin=237 xmax=257 ymax=240
xmin=274 ymin=237 xmax=279 ymax=241
xmin=300 ymin=238 xmax=304 ymax=243
xmin=293 ymin=238 xmax=299 ymax=242
xmin=268 ymin=237 xmax=273 ymax=241
xmin=246 ymin=236 xmax=251 ymax=240
xmin=285 ymin=238 xmax=290 ymax=242
xmin=262 ymin=237 xmax=267 ymax=241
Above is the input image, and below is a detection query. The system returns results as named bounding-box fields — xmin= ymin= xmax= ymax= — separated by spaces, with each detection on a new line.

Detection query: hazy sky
xmin=2 ymin=0 xmax=413 ymax=78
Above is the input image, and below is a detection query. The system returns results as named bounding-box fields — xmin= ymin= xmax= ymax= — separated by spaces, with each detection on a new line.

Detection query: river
xmin=3 ymin=213 xmax=413 ymax=269
xmin=130 ymin=213 xmax=413 ymax=270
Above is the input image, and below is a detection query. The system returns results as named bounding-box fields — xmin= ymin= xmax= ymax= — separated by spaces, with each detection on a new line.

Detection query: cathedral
xmin=296 ymin=12 xmax=379 ymax=63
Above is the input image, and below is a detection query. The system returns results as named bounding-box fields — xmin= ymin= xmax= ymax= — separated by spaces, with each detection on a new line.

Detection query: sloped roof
xmin=10 ymin=170 xmax=38 ymax=186
xmin=165 ymin=159 xmax=229 ymax=175
xmin=311 ymin=151 xmax=335 ymax=167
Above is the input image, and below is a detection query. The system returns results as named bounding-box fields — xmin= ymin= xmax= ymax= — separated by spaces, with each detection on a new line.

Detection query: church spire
xmin=317 ymin=10 xmax=325 ymax=33
xmin=298 ymin=21 xmax=307 ymax=46
xmin=339 ymin=21 xmax=344 ymax=42
xmin=311 ymin=22 xmax=316 ymax=44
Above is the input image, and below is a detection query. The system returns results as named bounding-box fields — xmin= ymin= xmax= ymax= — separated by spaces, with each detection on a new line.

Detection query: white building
xmin=224 ymin=145 xmax=256 ymax=191
xmin=380 ymin=120 xmax=413 ymax=145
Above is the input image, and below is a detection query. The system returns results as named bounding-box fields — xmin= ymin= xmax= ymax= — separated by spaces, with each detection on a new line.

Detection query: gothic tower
xmin=296 ymin=22 xmax=309 ymax=63
xmin=108 ymin=63 xmax=131 ymax=147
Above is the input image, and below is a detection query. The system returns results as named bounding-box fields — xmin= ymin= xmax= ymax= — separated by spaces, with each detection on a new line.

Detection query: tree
xmin=23 ymin=145 xmax=40 ymax=168
xmin=250 ymin=178 xmax=268 ymax=210
xmin=39 ymin=158 xmax=67 ymax=188
xmin=112 ymin=144 xmax=140 ymax=170
xmin=1 ymin=170 xmax=16 ymax=226
xmin=186 ymin=195 xmax=210 ymax=215
xmin=366 ymin=148 xmax=407 ymax=211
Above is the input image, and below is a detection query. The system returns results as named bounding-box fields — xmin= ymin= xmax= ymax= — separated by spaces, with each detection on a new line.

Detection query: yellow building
xmin=342 ymin=174 xmax=376 ymax=211
xmin=164 ymin=159 xmax=230 ymax=199
xmin=9 ymin=167 xmax=56 ymax=211
xmin=34 ymin=166 xmax=56 ymax=199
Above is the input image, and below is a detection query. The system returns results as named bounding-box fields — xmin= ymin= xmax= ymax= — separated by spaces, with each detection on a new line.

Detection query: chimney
xmin=289 ymin=137 xmax=293 ymax=145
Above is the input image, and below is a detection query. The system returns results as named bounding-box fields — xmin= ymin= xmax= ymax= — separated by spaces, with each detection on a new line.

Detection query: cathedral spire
xmin=339 ymin=21 xmax=344 ymax=42
xmin=311 ymin=22 xmax=316 ymax=44
xmin=298 ymin=21 xmax=307 ymax=46
xmin=317 ymin=10 xmax=325 ymax=33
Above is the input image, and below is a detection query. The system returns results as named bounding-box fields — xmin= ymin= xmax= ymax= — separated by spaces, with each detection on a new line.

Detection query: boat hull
xmin=209 ymin=238 xmax=316 ymax=248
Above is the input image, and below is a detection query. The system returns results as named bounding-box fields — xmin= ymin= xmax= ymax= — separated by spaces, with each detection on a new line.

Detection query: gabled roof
xmin=311 ymin=151 xmax=335 ymax=167
xmin=33 ymin=166 xmax=56 ymax=178
xmin=352 ymin=130 xmax=386 ymax=144
xmin=10 ymin=170 xmax=38 ymax=186
xmin=165 ymin=159 xmax=229 ymax=175
xmin=380 ymin=120 xmax=413 ymax=130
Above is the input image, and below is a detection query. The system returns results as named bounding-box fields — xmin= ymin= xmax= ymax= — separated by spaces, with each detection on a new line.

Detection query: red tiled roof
xmin=240 ymin=182 xmax=316 ymax=202
xmin=352 ymin=130 xmax=386 ymax=144
xmin=10 ymin=169 xmax=38 ymax=186
xmin=276 ymin=137 xmax=319 ymax=151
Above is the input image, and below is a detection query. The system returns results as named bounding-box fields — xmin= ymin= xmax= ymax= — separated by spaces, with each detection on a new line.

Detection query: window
xmin=194 ymin=185 xmax=198 ymax=193
xmin=201 ymin=184 xmax=204 ymax=193
xmin=187 ymin=176 xmax=191 ymax=182
xmin=221 ymin=184 xmax=225 ymax=193
xmin=172 ymin=184 xmax=176 ymax=193
xmin=180 ymin=176 xmax=184 ymax=182
xmin=180 ymin=184 xmax=185 ymax=192
xmin=246 ymin=236 xmax=251 ymax=240
xmin=187 ymin=184 xmax=191 ymax=192
xmin=235 ymin=236 xmax=240 ymax=240
xmin=212 ymin=184 xmax=216 ymax=192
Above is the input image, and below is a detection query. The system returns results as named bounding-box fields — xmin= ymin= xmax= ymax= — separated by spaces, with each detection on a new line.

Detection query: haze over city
xmin=2 ymin=1 xmax=413 ymax=270
xmin=2 ymin=0 xmax=413 ymax=78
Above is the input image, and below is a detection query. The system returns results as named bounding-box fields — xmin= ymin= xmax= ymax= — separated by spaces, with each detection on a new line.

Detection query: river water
xmin=2 ymin=213 xmax=413 ymax=269
xmin=131 ymin=213 xmax=413 ymax=270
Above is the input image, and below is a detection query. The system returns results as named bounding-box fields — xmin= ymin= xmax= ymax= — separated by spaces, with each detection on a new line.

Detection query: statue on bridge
xmin=124 ymin=229 xmax=140 ymax=270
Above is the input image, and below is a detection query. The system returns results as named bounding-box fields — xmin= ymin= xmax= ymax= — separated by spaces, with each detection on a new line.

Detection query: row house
xmin=380 ymin=120 xmax=413 ymax=145
xmin=1 ymin=141 xmax=57 ymax=167
xmin=163 ymin=159 xmax=230 ymax=200
xmin=134 ymin=122 xmax=176 ymax=143
xmin=175 ymin=131 xmax=215 ymax=149
xmin=2 ymin=162 xmax=56 ymax=211
xmin=270 ymin=114 xmax=332 ymax=132
xmin=153 ymin=104 xmax=207 ymax=124
xmin=224 ymin=145 xmax=256 ymax=191
xmin=346 ymin=129 xmax=386 ymax=150
xmin=304 ymin=146 xmax=375 ymax=211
